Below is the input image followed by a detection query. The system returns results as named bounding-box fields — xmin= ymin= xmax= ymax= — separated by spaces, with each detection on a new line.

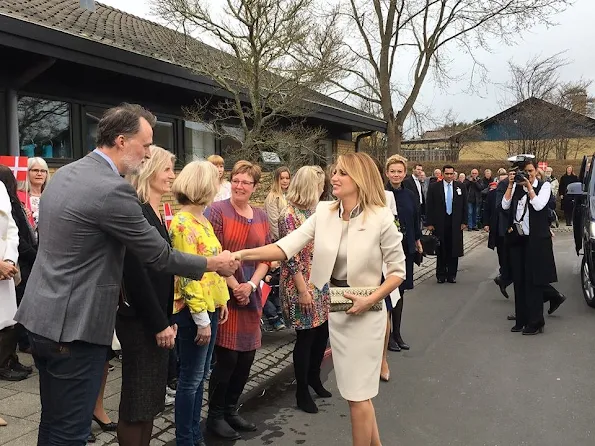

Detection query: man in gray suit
xmin=15 ymin=103 xmax=238 ymax=445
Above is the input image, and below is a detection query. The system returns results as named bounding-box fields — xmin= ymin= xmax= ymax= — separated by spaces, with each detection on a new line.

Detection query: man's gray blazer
xmin=15 ymin=152 xmax=207 ymax=346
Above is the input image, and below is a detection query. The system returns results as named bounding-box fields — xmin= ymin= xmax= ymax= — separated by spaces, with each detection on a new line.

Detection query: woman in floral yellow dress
xmin=169 ymin=160 xmax=230 ymax=446
xmin=278 ymin=166 xmax=330 ymax=414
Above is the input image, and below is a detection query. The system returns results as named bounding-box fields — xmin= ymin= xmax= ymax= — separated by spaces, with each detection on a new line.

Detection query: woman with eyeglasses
xmin=17 ymin=157 xmax=50 ymax=230
xmin=206 ymin=160 xmax=271 ymax=441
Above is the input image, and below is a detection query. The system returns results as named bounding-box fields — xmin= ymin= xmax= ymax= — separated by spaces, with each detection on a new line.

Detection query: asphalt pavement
xmin=202 ymin=233 xmax=595 ymax=446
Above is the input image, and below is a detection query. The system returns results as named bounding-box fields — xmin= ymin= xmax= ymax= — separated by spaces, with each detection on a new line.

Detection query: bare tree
xmin=329 ymin=0 xmax=572 ymax=156
xmin=502 ymin=53 xmax=595 ymax=159
xmin=152 ymin=0 xmax=346 ymax=165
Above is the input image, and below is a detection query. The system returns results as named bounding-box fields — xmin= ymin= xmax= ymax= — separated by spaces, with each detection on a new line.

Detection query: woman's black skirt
xmin=116 ymin=316 xmax=169 ymax=422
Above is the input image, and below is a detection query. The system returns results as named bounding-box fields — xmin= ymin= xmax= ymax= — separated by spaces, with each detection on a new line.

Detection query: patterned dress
xmin=278 ymin=205 xmax=330 ymax=330
xmin=208 ymin=199 xmax=270 ymax=352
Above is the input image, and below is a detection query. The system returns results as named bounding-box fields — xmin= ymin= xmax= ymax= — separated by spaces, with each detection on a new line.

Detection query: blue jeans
xmin=467 ymin=202 xmax=479 ymax=228
xmin=29 ymin=332 xmax=107 ymax=446
xmin=173 ymin=307 xmax=219 ymax=446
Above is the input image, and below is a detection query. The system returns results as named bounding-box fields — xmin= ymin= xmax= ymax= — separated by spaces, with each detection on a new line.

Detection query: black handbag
xmin=421 ymin=230 xmax=440 ymax=256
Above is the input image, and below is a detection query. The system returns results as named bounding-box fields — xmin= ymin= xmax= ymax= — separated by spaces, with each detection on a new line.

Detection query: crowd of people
xmin=0 ymin=102 xmax=575 ymax=444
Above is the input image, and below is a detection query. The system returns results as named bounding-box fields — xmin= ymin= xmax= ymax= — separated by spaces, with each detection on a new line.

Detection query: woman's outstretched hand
xmin=232 ymin=251 xmax=243 ymax=261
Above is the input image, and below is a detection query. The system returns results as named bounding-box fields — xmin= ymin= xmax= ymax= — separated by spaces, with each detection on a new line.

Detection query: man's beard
xmin=121 ymin=153 xmax=144 ymax=175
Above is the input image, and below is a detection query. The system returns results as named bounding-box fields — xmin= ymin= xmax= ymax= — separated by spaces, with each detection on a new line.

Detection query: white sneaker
xmin=165 ymin=393 xmax=175 ymax=406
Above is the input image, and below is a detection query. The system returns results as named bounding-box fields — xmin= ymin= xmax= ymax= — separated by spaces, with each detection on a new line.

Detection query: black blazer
xmin=403 ymin=175 xmax=424 ymax=207
xmin=425 ymin=180 xmax=468 ymax=257
xmin=11 ymin=200 xmax=37 ymax=300
xmin=118 ymin=202 xmax=174 ymax=334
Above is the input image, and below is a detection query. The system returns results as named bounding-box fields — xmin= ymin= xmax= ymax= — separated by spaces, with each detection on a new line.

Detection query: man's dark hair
xmin=96 ymin=103 xmax=157 ymax=148
xmin=414 ymin=163 xmax=423 ymax=169
xmin=443 ymin=165 xmax=455 ymax=172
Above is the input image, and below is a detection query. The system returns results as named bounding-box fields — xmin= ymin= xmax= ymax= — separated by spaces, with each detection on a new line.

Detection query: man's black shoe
xmin=510 ymin=324 xmax=524 ymax=332
xmin=0 ymin=367 xmax=29 ymax=381
xmin=206 ymin=418 xmax=242 ymax=440
xmin=507 ymin=314 xmax=516 ymax=321
xmin=8 ymin=357 xmax=32 ymax=374
xmin=494 ymin=276 xmax=510 ymax=299
xmin=437 ymin=278 xmax=446 ymax=284
xmin=548 ymin=293 xmax=567 ymax=315
xmin=225 ymin=413 xmax=257 ymax=432
xmin=447 ymin=277 xmax=457 ymax=283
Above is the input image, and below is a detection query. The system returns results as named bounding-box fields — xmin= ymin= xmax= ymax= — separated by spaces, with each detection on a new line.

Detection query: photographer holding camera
xmin=502 ymin=157 xmax=557 ymax=335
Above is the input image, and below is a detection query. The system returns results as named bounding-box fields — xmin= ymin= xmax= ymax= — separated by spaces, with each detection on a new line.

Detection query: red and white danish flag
xmin=0 ymin=156 xmax=28 ymax=181
xmin=538 ymin=161 xmax=548 ymax=170
xmin=163 ymin=203 xmax=174 ymax=230
xmin=260 ymin=281 xmax=272 ymax=305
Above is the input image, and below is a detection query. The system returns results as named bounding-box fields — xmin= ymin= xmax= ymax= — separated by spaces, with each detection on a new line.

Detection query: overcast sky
xmin=99 ymin=0 xmax=593 ymax=127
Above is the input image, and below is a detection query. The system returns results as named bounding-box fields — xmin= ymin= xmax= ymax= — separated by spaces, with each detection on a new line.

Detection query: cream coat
xmin=276 ymin=201 xmax=406 ymax=291
xmin=0 ymin=182 xmax=19 ymax=330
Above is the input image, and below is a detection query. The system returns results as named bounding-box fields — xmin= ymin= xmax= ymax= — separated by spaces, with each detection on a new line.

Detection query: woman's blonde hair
xmin=23 ymin=157 xmax=51 ymax=192
xmin=207 ymin=154 xmax=225 ymax=166
xmin=172 ymin=160 xmax=219 ymax=206
xmin=385 ymin=154 xmax=408 ymax=172
xmin=129 ymin=146 xmax=175 ymax=203
xmin=497 ymin=167 xmax=507 ymax=176
xmin=331 ymin=152 xmax=386 ymax=213
xmin=286 ymin=165 xmax=325 ymax=210
xmin=231 ymin=160 xmax=262 ymax=184
xmin=270 ymin=166 xmax=291 ymax=197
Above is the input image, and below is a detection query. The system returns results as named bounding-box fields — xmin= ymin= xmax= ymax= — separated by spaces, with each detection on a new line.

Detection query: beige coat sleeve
xmin=380 ymin=207 xmax=406 ymax=281
xmin=275 ymin=211 xmax=317 ymax=260
xmin=264 ymin=194 xmax=281 ymax=241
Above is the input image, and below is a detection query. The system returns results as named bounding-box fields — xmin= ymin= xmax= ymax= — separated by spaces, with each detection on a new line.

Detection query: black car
xmin=568 ymin=155 xmax=595 ymax=307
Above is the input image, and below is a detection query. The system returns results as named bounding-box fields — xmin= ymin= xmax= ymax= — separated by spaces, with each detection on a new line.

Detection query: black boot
xmin=307 ymin=323 xmax=332 ymax=398
xmin=296 ymin=384 xmax=318 ymax=413
xmin=548 ymin=293 xmax=566 ymax=315
xmin=206 ymin=377 xmax=241 ymax=440
xmin=224 ymin=376 xmax=257 ymax=432
xmin=391 ymin=296 xmax=409 ymax=350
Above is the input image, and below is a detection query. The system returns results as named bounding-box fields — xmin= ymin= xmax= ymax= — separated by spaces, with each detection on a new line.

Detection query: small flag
xmin=260 ymin=281 xmax=271 ymax=305
xmin=163 ymin=203 xmax=173 ymax=230
xmin=538 ymin=161 xmax=548 ymax=170
xmin=0 ymin=156 xmax=28 ymax=181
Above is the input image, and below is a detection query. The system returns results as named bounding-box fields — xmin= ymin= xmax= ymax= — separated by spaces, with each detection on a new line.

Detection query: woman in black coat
xmin=116 ymin=146 xmax=178 ymax=446
xmin=384 ymin=157 xmax=423 ymax=353
xmin=0 ymin=166 xmax=36 ymax=377
xmin=559 ymin=165 xmax=579 ymax=226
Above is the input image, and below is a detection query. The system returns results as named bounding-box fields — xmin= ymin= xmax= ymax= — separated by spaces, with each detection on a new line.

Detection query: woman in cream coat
xmin=234 ymin=152 xmax=406 ymax=446
xmin=0 ymin=181 xmax=20 ymax=427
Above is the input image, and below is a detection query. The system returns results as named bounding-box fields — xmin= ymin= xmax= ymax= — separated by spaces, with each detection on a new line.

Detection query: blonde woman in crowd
xmin=207 ymin=155 xmax=232 ymax=202
xmin=264 ymin=166 xmax=291 ymax=241
xmin=116 ymin=146 xmax=178 ymax=445
xmin=169 ymin=161 xmax=230 ymax=446
xmin=233 ymin=152 xmax=406 ymax=446
xmin=278 ymin=166 xmax=330 ymax=414
xmin=17 ymin=157 xmax=50 ymax=229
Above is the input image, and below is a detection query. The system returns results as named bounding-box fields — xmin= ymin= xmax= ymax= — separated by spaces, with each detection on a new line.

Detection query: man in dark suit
xmin=15 ymin=104 xmax=239 ymax=444
xmin=404 ymin=163 xmax=426 ymax=219
xmin=426 ymin=165 xmax=468 ymax=283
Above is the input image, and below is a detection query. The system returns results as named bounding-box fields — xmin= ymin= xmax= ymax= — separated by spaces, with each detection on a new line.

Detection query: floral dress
xmin=278 ymin=205 xmax=330 ymax=330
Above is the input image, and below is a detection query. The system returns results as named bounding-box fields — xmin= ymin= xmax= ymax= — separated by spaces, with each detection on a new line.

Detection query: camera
xmin=514 ymin=170 xmax=529 ymax=183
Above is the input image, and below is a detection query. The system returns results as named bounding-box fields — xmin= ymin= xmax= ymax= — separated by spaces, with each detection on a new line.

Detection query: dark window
xmin=85 ymin=107 xmax=107 ymax=152
xmin=153 ymin=119 xmax=175 ymax=151
xmin=184 ymin=121 xmax=216 ymax=161
xmin=18 ymin=96 xmax=72 ymax=159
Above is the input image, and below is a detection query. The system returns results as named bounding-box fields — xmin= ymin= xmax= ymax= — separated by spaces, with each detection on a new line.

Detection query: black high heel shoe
xmin=93 ymin=415 xmax=117 ymax=432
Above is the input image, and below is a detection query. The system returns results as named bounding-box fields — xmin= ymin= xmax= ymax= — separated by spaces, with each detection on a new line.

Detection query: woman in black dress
xmin=384 ymin=156 xmax=423 ymax=352
xmin=559 ymin=165 xmax=579 ymax=226
xmin=116 ymin=146 xmax=178 ymax=446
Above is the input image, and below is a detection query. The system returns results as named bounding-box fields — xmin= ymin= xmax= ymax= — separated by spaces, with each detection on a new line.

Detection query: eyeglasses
xmin=29 ymin=169 xmax=48 ymax=174
xmin=231 ymin=180 xmax=254 ymax=187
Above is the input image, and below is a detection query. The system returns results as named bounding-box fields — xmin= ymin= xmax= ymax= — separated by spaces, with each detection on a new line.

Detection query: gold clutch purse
xmin=329 ymin=287 xmax=383 ymax=312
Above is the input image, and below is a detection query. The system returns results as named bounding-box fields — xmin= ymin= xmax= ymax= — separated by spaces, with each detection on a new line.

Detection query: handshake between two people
xmin=206 ymin=250 xmax=242 ymax=277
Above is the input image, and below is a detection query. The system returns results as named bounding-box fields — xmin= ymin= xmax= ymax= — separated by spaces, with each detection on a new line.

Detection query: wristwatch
xmin=247 ymin=281 xmax=258 ymax=293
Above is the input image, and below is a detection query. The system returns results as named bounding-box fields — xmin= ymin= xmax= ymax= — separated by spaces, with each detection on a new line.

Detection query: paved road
xmin=202 ymin=233 xmax=595 ymax=446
